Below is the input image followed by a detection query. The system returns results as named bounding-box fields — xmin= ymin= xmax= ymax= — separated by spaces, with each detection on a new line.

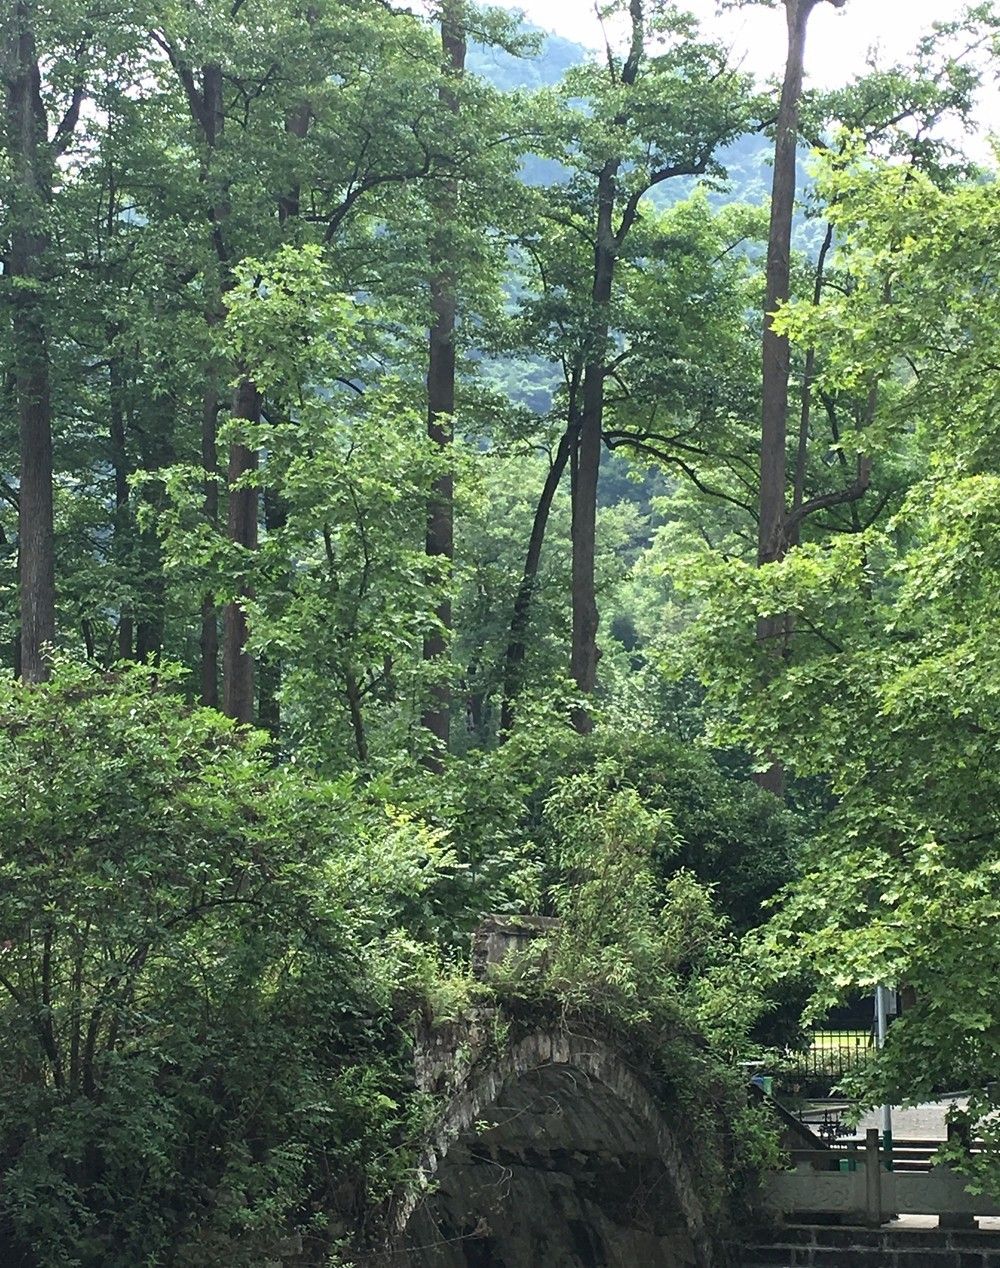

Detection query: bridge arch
xmin=390 ymin=1027 xmax=719 ymax=1268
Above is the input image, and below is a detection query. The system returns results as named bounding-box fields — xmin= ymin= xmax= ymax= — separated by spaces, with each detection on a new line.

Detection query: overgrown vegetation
xmin=3 ymin=0 xmax=1000 ymax=1259
xmin=0 ymin=666 xmax=780 ymax=1263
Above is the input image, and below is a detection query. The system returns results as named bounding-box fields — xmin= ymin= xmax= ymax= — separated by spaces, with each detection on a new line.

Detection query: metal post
xmin=865 ymin=1128 xmax=882 ymax=1227
xmin=875 ymin=985 xmax=893 ymax=1170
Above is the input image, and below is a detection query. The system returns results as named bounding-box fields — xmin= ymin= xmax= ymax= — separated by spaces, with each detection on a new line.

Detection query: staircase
xmin=741 ymin=1223 xmax=1000 ymax=1267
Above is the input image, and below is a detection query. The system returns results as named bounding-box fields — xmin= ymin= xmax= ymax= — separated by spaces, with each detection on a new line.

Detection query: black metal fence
xmin=776 ymin=1032 xmax=876 ymax=1091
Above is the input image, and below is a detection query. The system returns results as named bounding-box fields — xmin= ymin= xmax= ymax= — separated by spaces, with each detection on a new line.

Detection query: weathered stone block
xmin=778 ymin=1225 xmax=818 ymax=1244
xmin=741 ymin=1246 xmax=799 ymax=1266
xmin=804 ymin=1226 xmax=878 ymax=1249
xmin=810 ymin=1251 xmax=890 ymax=1268
xmin=950 ymin=1232 xmax=1000 ymax=1249
xmin=891 ymin=1254 xmax=961 ymax=1268
xmin=470 ymin=914 xmax=561 ymax=979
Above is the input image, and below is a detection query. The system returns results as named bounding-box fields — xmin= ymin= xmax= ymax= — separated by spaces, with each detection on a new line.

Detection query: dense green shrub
xmin=0 ymin=664 xmax=447 ymax=1267
xmin=403 ymin=722 xmax=804 ymax=935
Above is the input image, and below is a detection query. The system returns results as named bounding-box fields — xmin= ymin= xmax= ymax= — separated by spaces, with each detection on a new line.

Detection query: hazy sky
xmin=509 ymin=0 xmax=988 ymax=91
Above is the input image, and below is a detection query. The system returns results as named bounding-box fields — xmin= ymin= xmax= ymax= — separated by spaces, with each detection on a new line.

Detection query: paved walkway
xmin=849 ymin=1095 xmax=969 ymax=1142
xmin=888 ymin=1214 xmax=1000 ymax=1229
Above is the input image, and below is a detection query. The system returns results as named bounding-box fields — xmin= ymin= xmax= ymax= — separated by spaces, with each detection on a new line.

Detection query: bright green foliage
xmin=554 ymin=3 xmax=755 ymax=192
xmin=228 ymin=247 xmax=444 ymax=763
xmin=398 ymin=721 xmax=803 ymax=945
xmin=677 ymin=148 xmax=1000 ymax=1188
xmin=0 ymin=660 xmax=787 ymax=1260
xmin=539 ymin=762 xmax=760 ymax=1045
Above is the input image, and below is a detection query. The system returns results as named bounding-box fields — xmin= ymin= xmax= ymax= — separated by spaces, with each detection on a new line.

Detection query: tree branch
xmin=614 ymin=152 xmax=712 ymax=247
xmin=605 ymin=431 xmax=757 ymax=515
xmin=51 ymin=83 xmax=85 ymax=157
xmin=786 ymin=454 xmax=872 ymax=532
xmin=150 ymin=32 xmax=209 ymax=135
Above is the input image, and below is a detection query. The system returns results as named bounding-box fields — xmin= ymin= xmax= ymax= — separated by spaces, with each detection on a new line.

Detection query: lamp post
xmin=875 ymin=985 xmax=893 ymax=1170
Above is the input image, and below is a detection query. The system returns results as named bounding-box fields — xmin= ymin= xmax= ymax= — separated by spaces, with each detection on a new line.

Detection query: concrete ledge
xmin=762 ymin=1165 xmax=1000 ymax=1224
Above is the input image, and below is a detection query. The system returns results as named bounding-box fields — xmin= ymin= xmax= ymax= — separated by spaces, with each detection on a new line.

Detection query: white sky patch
xmin=505 ymin=0 xmax=1000 ymax=141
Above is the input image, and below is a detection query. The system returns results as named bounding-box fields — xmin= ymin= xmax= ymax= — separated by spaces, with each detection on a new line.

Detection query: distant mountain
xmin=467 ymin=27 xmax=586 ymax=90
xmin=469 ymin=25 xmax=775 ymax=210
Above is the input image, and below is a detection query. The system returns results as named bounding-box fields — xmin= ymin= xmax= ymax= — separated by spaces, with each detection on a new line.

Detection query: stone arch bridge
xmin=383 ymin=918 xmax=730 ymax=1268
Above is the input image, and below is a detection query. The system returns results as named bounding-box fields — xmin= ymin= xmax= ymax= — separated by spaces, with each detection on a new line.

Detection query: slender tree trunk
xmin=759 ymin=0 xmax=819 ymax=572
xmin=465 ymin=657 xmax=484 ymax=740
xmin=278 ymin=100 xmax=310 ymax=226
xmin=108 ymin=350 xmax=134 ymax=661
xmin=258 ymin=93 xmax=313 ymax=733
xmin=200 ymin=384 xmax=220 ymax=706
xmin=570 ymin=162 xmax=617 ymax=734
xmin=136 ymin=612 xmax=163 ymax=662
xmin=6 ymin=2 xmax=55 ymax=683
xmin=500 ymin=422 xmax=574 ymax=738
xmin=198 ymin=63 xmax=225 ymax=707
xmin=755 ymin=0 xmax=826 ymax=796
xmin=222 ymin=379 xmax=259 ymax=723
xmin=422 ymin=2 xmax=465 ymax=764
xmin=345 ymin=665 xmax=368 ymax=764
xmin=134 ymin=392 xmax=173 ymax=664
xmin=256 ymin=486 xmax=285 ymax=735
xmin=173 ymin=57 xmax=265 ymax=720
xmin=423 ymin=273 xmax=456 ymax=758
xmin=566 ymin=2 xmax=648 ymax=733
xmin=756 ymin=0 xmax=847 ymax=795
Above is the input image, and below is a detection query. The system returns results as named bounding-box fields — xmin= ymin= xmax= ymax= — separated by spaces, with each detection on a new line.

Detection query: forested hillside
xmin=2 ymin=0 xmax=1000 ymax=1263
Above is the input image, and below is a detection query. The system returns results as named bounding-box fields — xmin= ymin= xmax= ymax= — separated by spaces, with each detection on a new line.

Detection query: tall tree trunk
xmin=169 ymin=55 xmax=266 ymax=719
xmin=759 ymin=0 xmax=817 ymax=570
xmin=259 ymin=93 xmax=313 ymax=733
xmin=5 ymin=1 xmax=55 ymax=683
xmin=135 ymin=487 xmax=167 ymax=664
xmin=570 ymin=162 xmax=617 ymax=734
xmin=194 ymin=52 xmax=264 ymax=724
xmin=423 ymin=273 xmax=456 ymax=759
xmin=421 ymin=1 xmax=465 ymax=764
xmin=567 ymin=1 xmax=647 ymax=734
xmin=222 ymin=379 xmax=259 ymax=723
xmin=135 ymin=395 xmax=174 ymax=664
xmin=500 ymin=422 xmax=574 ymax=739
xmin=278 ymin=100 xmax=310 ymax=226
xmin=756 ymin=0 xmax=845 ymax=797
xmin=256 ymin=486 xmax=285 ymax=735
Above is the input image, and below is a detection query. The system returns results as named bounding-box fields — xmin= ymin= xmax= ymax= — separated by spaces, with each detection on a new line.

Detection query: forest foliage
xmin=3 ymin=0 xmax=1000 ymax=1260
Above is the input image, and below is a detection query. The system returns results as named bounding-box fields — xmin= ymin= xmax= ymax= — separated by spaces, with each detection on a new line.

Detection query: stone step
xmin=742 ymin=1257 xmax=1000 ymax=1266
xmin=740 ymin=1225 xmax=1000 ymax=1267
xmin=743 ymin=1257 xmax=1000 ymax=1267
